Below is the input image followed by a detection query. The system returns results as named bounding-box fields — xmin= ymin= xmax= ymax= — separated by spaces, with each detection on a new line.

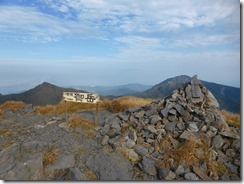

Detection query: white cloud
xmin=0 ymin=5 xmax=99 ymax=43
xmin=36 ymin=0 xmax=239 ymax=33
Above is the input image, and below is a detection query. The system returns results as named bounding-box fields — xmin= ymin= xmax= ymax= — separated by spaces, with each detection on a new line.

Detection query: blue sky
xmin=0 ymin=0 xmax=240 ymax=89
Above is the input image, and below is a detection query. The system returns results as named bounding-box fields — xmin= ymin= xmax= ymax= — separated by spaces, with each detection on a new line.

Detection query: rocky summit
xmin=0 ymin=75 xmax=240 ymax=181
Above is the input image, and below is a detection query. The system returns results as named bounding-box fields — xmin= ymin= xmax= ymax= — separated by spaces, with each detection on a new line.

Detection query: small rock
xmin=225 ymin=149 xmax=236 ymax=158
xmin=187 ymin=123 xmax=199 ymax=132
xmin=167 ymin=115 xmax=177 ymax=122
xmin=176 ymin=122 xmax=186 ymax=131
xmin=150 ymin=115 xmax=162 ymax=125
xmin=165 ymin=170 xmax=176 ymax=180
xmin=146 ymin=125 xmax=157 ymax=133
xmin=179 ymin=131 xmax=197 ymax=141
xmin=124 ymin=139 xmax=136 ymax=149
xmin=175 ymin=165 xmax=185 ymax=175
xmin=134 ymin=111 xmax=145 ymax=119
xmin=169 ymin=109 xmax=177 ymax=116
xmin=68 ymin=168 xmax=86 ymax=180
xmin=117 ymin=113 xmax=129 ymax=121
xmin=133 ymin=145 xmax=149 ymax=156
xmin=211 ymin=135 xmax=224 ymax=149
xmin=139 ymin=157 xmax=157 ymax=176
xmin=184 ymin=172 xmax=199 ymax=180
xmin=160 ymin=107 xmax=170 ymax=117
xmin=165 ymin=122 xmax=177 ymax=133
xmin=220 ymin=173 xmax=230 ymax=180
xmin=174 ymin=104 xmax=185 ymax=116
xmin=101 ymin=135 xmax=109 ymax=145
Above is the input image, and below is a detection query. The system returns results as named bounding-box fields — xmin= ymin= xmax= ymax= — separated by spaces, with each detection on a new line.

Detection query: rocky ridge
xmin=0 ymin=75 xmax=240 ymax=181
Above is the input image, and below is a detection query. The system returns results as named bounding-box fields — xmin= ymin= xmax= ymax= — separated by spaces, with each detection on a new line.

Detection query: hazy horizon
xmin=0 ymin=0 xmax=240 ymax=88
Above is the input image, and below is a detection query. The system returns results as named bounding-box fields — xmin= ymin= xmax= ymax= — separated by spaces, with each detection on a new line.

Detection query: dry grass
xmin=221 ymin=110 xmax=240 ymax=128
xmin=1 ymin=141 xmax=14 ymax=150
xmin=0 ymin=101 xmax=25 ymax=118
xmin=43 ymin=148 xmax=60 ymax=167
xmin=67 ymin=115 xmax=96 ymax=130
xmin=35 ymin=96 xmax=152 ymax=115
xmin=35 ymin=100 xmax=99 ymax=115
xmin=102 ymin=96 xmax=152 ymax=113
xmin=85 ymin=170 xmax=97 ymax=180
xmin=0 ymin=130 xmax=14 ymax=137
xmin=160 ymin=136 xmax=221 ymax=178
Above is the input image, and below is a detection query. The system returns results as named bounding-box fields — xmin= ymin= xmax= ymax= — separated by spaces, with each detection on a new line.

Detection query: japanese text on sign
xmin=63 ymin=92 xmax=100 ymax=104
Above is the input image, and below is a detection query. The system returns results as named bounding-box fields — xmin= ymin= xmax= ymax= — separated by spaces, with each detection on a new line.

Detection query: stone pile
xmin=98 ymin=75 xmax=240 ymax=180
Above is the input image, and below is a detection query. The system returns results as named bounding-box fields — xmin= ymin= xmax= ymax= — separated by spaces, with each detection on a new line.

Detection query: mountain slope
xmin=0 ymin=82 xmax=87 ymax=106
xmin=140 ymin=75 xmax=240 ymax=113
xmin=141 ymin=75 xmax=191 ymax=98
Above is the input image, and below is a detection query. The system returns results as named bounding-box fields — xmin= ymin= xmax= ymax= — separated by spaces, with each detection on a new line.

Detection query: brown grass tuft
xmin=43 ymin=148 xmax=60 ymax=167
xmin=0 ymin=101 xmax=25 ymax=118
xmin=85 ymin=170 xmax=97 ymax=180
xmin=35 ymin=100 xmax=99 ymax=115
xmin=221 ymin=110 xmax=240 ymax=128
xmin=67 ymin=115 xmax=95 ymax=130
xmin=102 ymin=96 xmax=152 ymax=113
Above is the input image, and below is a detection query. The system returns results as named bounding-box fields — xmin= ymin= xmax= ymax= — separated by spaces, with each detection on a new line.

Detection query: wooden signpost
xmin=63 ymin=92 xmax=100 ymax=124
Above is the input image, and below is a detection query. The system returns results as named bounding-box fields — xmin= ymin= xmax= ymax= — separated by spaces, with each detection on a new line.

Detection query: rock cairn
xmin=98 ymin=75 xmax=240 ymax=180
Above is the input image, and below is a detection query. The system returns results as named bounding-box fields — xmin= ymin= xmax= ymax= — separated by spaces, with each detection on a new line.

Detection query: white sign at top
xmin=63 ymin=92 xmax=100 ymax=104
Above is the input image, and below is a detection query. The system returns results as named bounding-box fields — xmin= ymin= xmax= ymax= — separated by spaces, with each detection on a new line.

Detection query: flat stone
xmin=174 ymin=104 xmax=185 ymax=116
xmin=86 ymin=150 xmax=133 ymax=180
xmin=225 ymin=162 xmax=238 ymax=174
xmin=160 ymin=107 xmax=170 ymax=117
xmin=134 ymin=111 xmax=145 ymax=119
xmin=225 ymin=149 xmax=236 ymax=158
xmin=220 ymin=173 xmax=230 ymax=180
xmin=167 ymin=115 xmax=177 ymax=122
xmin=192 ymin=165 xmax=212 ymax=180
xmin=117 ymin=113 xmax=129 ymax=121
xmin=100 ymin=124 xmax=110 ymax=136
xmin=110 ymin=118 xmax=121 ymax=132
xmin=47 ymin=154 xmax=75 ymax=171
xmin=157 ymin=168 xmax=170 ymax=180
xmin=169 ymin=109 xmax=177 ymax=116
xmin=212 ymin=135 xmax=224 ymax=149
xmin=126 ymin=107 xmax=140 ymax=113
xmin=165 ymin=122 xmax=177 ymax=133
xmin=187 ymin=123 xmax=199 ymax=132
xmin=175 ymin=165 xmax=185 ymax=175
xmin=101 ymin=135 xmax=110 ymax=145
xmin=176 ymin=122 xmax=186 ymax=131
xmin=184 ymin=172 xmax=199 ymax=180
xmin=124 ymin=139 xmax=136 ymax=149
xmin=139 ymin=157 xmax=157 ymax=176
xmin=179 ymin=131 xmax=197 ymax=141
xmin=150 ymin=115 xmax=162 ymax=125
xmin=182 ymin=110 xmax=192 ymax=122
xmin=219 ymin=131 xmax=240 ymax=140
xmin=133 ymin=145 xmax=149 ymax=156
xmin=68 ymin=168 xmax=86 ymax=180
xmin=25 ymin=156 xmax=44 ymax=180
xmin=145 ymin=109 xmax=158 ymax=117
xmin=165 ymin=170 xmax=176 ymax=180
xmin=146 ymin=125 xmax=157 ymax=133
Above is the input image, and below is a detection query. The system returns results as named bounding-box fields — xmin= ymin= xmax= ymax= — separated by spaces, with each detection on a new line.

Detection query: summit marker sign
xmin=63 ymin=92 xmax=100 ymax=104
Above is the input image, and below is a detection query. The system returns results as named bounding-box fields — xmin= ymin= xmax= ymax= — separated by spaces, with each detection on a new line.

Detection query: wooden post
xmin=95 ymin=102 xmax=99 ymax=125
xmin=65 ymin=100 xmax=67 ymax=123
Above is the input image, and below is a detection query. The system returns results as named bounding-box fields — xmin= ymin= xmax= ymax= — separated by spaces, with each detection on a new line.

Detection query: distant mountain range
xmin=72 ymin=83 xmax=152 ymax=96
xmin=0 ymin=82 xmax=87 ymax=106
xmin=0 ymin=75 xmax=240 ymax=113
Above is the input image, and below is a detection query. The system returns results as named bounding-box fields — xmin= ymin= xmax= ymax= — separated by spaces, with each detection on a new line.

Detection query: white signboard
xmin=63 ymin=92 xmax=100 ymax=104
